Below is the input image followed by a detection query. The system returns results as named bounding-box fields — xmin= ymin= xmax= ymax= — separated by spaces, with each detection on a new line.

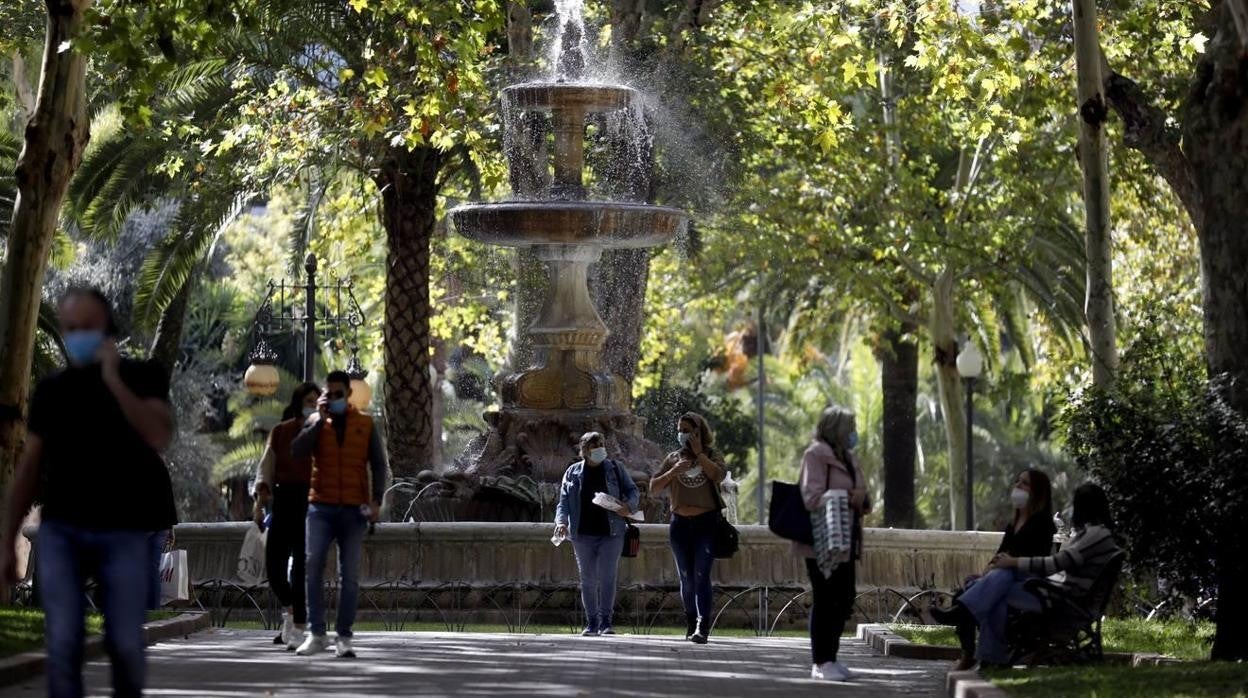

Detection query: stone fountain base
xmin=410 ymin=407 xmax=671 ymax=523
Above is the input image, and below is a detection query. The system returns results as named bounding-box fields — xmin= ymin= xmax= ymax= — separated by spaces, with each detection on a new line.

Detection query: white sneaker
xmin=335 ymin=636 xmax=356 ymax=658
xmin=286 ymin=625 xmax=305 ymax=651
xmin=829 ymin=662 xmax=854 ymax=680
xmin=811 ymin=662 xmax=850 ymax=682
xmin=295 ymin=634 xmax=328 ymax=656
xmin=280 ymin=614 xmax=296 ymax=649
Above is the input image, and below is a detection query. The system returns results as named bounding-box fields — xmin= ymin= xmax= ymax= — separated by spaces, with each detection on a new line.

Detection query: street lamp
xmin=243 ymin=337 xmax=280 ymax=396
xmin=345 ymin=347 xmax=372 ymax=410
xmin=244 ymin=252 xmax=369 ymax=398
xmin=956 ymin=340 xmax=984 ymax=530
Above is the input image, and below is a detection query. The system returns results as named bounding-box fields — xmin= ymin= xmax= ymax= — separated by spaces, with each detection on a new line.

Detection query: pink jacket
xmin=792 ymin=440 xmax=865 ymax=559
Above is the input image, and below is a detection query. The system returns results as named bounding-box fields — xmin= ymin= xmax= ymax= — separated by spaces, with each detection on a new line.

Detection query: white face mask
xmin=588 ymin=447 xmax=607 ymax=464
xmin=1010 ymin=487 xmax=1030 ymax=509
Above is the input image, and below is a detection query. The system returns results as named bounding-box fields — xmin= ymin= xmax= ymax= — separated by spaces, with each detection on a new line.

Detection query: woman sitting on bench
xmin=934 ymin=483 xmax=1120 ymax=668
xmin=933 ymin=469 xmax=1056 ymax=670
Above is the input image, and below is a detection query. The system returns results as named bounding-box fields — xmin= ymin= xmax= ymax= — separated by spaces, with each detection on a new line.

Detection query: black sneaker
xmin=684 ymin=615 xmax=697 ymax=641
xmin=272 ymin=633 xmax=284 ymax=645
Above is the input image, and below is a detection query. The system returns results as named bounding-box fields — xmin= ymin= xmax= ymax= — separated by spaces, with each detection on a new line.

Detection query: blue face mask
xmin=64 ymin=330 xmax=105 ymax=366
xmin=847 ymin=431 xmax=859 ymax=449
xmin=329 ymin=399 xmax=348 ymax=415
xmin=677 ymin=432 xmax=691 ymax=447
xmin=301 ymin=406 xmax=316 ymax=419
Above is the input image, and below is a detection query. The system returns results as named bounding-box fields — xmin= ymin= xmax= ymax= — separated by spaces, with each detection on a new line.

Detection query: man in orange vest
xmin=290 ymin=370 xmax=387 ymax=658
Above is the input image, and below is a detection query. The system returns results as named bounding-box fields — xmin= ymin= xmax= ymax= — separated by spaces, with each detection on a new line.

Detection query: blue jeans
xmin=571 ymin=534 xmax=625 ymax=626
xmin=305 ymin=504 xmax=367 ymax=638
xmin=669 ymin=511 xmax=717 ymax=622
xmin=38 ymin=520 xmax=150 ymax=698
xmin=959 ymin=567 xmax=1043 ymax=663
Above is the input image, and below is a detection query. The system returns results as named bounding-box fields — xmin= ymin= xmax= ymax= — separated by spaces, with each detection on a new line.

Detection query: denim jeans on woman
xmin=572 ymin=534 xmax=626 ymax=626
xmin=958 ymin=567 xmax=1042 ymax=663
xmin=305 ymin=503 xmax=367 ymax=638
xmin=669 ymin=511 xmax=717 ymax=623
xmin=38 ymin=519 xmax=150 ymax=698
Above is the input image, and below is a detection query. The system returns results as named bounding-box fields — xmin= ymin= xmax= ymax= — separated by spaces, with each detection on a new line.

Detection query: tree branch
xmin=1099 ymin=57 xmax=1204 ymax=229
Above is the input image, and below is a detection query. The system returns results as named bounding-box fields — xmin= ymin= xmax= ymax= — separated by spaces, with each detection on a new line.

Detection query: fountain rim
xmin=450 ymin=200 xmax=687 ymax=216
xmin=501 ymin=81 xmax=640 ymax=113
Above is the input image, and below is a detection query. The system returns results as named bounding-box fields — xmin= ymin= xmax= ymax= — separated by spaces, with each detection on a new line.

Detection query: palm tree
xmin=65 ymin=60 xmax=257 ymax=377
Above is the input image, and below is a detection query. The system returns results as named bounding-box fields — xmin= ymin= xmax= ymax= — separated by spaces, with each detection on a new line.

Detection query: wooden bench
xmin=1007 ymin=549 xmax=1126 ymax=665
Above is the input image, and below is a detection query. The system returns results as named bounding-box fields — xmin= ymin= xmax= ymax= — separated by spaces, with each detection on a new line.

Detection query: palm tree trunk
xmin=375 ymin=145 xmax=441 ymax=510
xmin=148 ymin=273 xmax=194 ymax=379
xmin=0 ymin=0 xmax=92 ymax=531
xmin=880 ymin=323 xmax=918 ymax=528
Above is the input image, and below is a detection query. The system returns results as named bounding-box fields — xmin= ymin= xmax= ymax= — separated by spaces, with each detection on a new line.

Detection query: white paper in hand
xmin=592 ymin=492 xmax=644 ymax=521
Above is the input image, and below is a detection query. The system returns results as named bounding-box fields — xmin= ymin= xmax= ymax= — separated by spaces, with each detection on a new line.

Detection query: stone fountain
xmin=406 ymin=9 xmax=687 ymax=522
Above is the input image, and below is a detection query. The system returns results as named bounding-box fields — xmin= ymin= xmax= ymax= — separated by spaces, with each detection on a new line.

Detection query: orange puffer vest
xmin=308 ymin=409 xmax=373 ymax=506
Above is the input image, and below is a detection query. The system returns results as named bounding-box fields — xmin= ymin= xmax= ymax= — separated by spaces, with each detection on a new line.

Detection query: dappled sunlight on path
xmin=0 ymin=630 xmax=946 ymax=696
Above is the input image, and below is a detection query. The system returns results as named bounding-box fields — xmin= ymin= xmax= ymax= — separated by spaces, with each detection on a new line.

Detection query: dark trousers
xmin=806 ymin=557 xmax=856 ymax=665
xmin=266 ymin=484 xmax=309 ymax=624
xmin=670 ymin=511 xmax=717 ymax=623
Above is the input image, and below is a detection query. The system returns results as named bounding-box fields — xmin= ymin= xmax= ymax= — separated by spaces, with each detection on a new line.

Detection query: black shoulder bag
xmin=707 ymin=471 xmax=739 ymax=559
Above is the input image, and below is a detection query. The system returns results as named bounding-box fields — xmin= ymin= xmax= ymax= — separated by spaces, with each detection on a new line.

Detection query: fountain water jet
xmin=408 ymin=2 xmax=687 ymax=522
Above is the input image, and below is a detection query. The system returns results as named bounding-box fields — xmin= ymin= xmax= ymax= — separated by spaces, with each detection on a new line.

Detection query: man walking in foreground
xmin=1 ymin=287 xmax=176 ymax=698
xmin=292 ymin=370 xmax=386 ymax=659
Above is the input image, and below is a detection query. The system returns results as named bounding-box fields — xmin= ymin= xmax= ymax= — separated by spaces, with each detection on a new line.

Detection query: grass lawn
xmin=984 ymin=663 xmax=1248 ymax=698
xmin=220 ymin=619 xmax=817 ymax=638
xmin=0 ymin=609 xmax=177 ymax=659
xmin=0 ymin=609 xmax=103 ymax=658
xmin=889 ymin=617 xmax=1216 ymax=660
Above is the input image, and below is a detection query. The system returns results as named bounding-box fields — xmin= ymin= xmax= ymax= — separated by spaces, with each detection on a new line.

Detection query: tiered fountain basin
xmin=503 ymin=82 xmax=638 ymax=113
xmin=451 ymin=201 xmax=687 ymax=249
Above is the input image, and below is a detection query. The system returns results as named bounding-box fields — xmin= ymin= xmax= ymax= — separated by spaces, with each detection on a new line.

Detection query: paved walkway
xmin=0 ymin=630 xmax=947 ymax=697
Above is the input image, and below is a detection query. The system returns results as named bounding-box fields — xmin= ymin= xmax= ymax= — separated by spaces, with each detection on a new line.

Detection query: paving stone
xmin=0 ymin=630 xmax=949 ymax=697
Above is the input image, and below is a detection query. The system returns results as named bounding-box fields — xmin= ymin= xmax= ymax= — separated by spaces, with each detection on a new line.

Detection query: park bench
xmin=1007 ymin=549 xmax=1126 ymax=665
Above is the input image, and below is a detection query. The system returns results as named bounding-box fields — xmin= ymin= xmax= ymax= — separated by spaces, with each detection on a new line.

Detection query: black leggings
xmin=266 ymin=484 xmax=309 ymax=624
xmin=806 ymin=558 xmax=856 ymax=664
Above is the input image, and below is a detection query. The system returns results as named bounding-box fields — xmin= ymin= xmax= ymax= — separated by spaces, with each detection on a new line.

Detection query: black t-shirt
xmin=577 ymin=463 xmax=610 ymax=537
xmin=28 ymin=359 xmax=179 ymax=531
xmin=997 ymin=513 xmax=1057 ymax=558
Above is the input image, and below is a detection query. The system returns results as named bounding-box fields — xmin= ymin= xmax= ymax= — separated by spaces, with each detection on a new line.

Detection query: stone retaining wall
xmin=24 ymin=523 xmax=1001 ymax=628
xmin=170 ymin=522 xmax=999 ymax=590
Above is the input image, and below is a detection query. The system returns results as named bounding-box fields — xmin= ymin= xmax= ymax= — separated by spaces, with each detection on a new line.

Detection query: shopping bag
xmin=159 ymin=550 xmax=190 ymax=605
xmin=620 ymin=523 xmax=641 ymax=558
xmin=768 ymin=480 xmax=814 ymax=545
xmin=236 ymin=525 xmax=267 ymax=586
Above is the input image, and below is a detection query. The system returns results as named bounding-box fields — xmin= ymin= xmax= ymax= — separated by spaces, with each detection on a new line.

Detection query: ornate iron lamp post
xmin=243 ymin=253 xmax=369 ymax=402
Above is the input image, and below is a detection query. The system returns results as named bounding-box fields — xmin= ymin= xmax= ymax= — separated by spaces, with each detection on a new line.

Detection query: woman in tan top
xmin=650 ymin=412 xmax=727 ymax=644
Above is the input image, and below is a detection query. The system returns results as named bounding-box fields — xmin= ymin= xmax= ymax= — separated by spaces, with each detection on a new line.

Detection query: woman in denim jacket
xmin=554 ymin=432 xmax=641 ymax=636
